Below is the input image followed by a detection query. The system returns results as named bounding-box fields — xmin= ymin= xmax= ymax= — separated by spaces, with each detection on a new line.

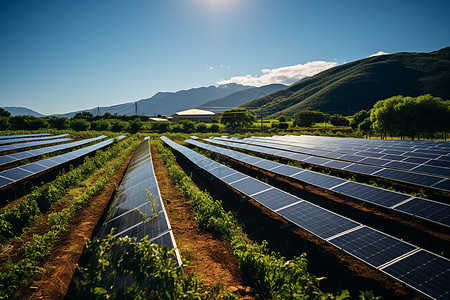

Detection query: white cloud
xmin=369 ymin=51 xmax=389 ymax=57
xmin=206 ymin=66 xmax=214 ymax=70
xmin=217 ymin=61 xmax=338 ymax=87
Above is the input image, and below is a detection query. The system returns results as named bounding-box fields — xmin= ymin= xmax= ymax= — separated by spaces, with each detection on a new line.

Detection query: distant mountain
xmin=241 ymin=47 xmax=450 ymax=117
xmin=2 ymin=107 xmax=45 ymax=117
xmin=197 ymin=84 xmax=287 ymax=113
xmin=54 ymin=83 xmax=252 ymax=118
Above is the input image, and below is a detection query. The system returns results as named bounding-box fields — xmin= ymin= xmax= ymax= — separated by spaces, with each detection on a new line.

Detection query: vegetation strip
xmin=0 ymin=138 xmax=138 ymax=299
xmin=156 ymin=138 xmax=377 ymax=299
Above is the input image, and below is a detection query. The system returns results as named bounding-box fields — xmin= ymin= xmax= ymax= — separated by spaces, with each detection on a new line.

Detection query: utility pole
xmin=96 ymin=106 xmax=100 ymax=116
xmin=135 ymin=102 xmax=138 ymax=115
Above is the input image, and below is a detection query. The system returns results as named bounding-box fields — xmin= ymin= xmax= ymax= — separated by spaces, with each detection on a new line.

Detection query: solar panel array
xmin=97 ymin=139 xmax=181 ymax=288
xmin=162 ymin=136 xmax=450 ymax=300
xmin=0 ymin=133 xmax=70 ymax=145
xmin=246 ymin=136 xmax=450 ymax=178
xmin=0 ymin=136 xmax=125 ymax=190
xmin=188 ymin=139 xmax=450 ymax=228
xmin=210 ymin=137 xmax=450 ymax=193
xmin=0 ymin=135 xmax=107 ymax=167
xmin=0 ymin=133 xmax=52 ymax=140
xmin=0 ymin=137 xmax=74 ymax=153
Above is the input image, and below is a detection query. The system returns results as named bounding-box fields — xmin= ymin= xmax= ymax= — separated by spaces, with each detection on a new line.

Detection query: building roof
xmin=174 ymin=108 xmax=215 ymax=116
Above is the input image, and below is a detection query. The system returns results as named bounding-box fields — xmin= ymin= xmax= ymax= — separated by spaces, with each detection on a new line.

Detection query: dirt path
xmin=151 ymin=145 xmax=256 ymax=299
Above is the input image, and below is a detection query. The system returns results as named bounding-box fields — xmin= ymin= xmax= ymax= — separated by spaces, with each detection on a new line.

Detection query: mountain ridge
xmin=240 ymin=47 xmax=450 ymax=117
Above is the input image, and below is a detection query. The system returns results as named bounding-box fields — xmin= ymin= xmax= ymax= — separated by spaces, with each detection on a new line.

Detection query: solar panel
xmin=0 ymin=137 xmax=74 ymax=153
xmin=0 ymin=133 xmax=52 ymax=140
xmin=277 ymin=200 xmax=360 ymax=239
xmin=209 ymin=138 xmax=450 ymax=192
xmin=162 ymin=136 xmax=450 ymax=299
xmin=381 ymin=250 xmax=450 ymax=300
xmin=0 ymin=136 xmax=124 ymax=190
xmin=0 ymin=134 xmax=70 ymax=145
xmin=97 ymin=139 xmax=181 ymax=266
xmin=191 ymin=139 xmax=450 ymax=228
xmin=328 ymin=226 xmax=416 ymax=268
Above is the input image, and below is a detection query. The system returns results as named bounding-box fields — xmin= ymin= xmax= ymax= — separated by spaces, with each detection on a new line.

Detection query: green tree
xmin=0 ymin=108 xmax=11 ymax=117
xmin=8 ymin=116 xmax=29 ymax=130
xmin=70 ymin=119 xmax=91 ymax=131
xmin=330 ymin=114 xmax=349 ymax=126
xmin=370 ymin=95 xmax=450 ymax=139
xmin=90 ymin=120 xmax=111 ymax=131
xmin=28 ymin=118 xmax=49 ymax=130
xmin=0 ymin=117 xmax=10 ymax=130
xmin=220 ymin=108 xmax=256 ymax=129
xmin=293 ymin=110 xmax=323 ymax=127
xmin=72 ymin=111 xmax=94 ymax=119
xmin=179 ymin=119 xmax=196 ymax=133
xmin=350 ymin=110 xmax=370 ymax=130
xmin=109 ymin=119 xmax=129 ymax=132
xmin=128 ymin=118 xmax=143 ymax=133
xmin=47 ymin=117 xmax=69 ymax=129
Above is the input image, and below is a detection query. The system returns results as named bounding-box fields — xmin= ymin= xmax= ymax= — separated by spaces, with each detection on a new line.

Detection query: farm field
xmin=0 ymin=131 xmax=449 ymax=299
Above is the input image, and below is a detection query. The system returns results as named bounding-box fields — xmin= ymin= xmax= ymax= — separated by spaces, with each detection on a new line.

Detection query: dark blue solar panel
xmin=425 ymin=159 xmax=450 ymax=168
xmin=272 ymin=165 xmax=303 ymax=177
xmin=382 ymin=250 xmax=450 ymax=300
xmin=0 ymin=156 xmax=16 ymax=165
xmin=432 ymin=179 xmax=450 ymax=191
xmin=0 ymin=176 xmax=14 ymax=188
xmin=291 ymin=170 xmax=347 ymax=189
xmin=383 ymin=161 xmax=417 ymax=171
xmin=355 ymin=151 xmax=386 ymax=158
xmin=338 ymin=154 xmax=364 ymax=163
xmin=403 ymin=157 xmax=431 ymax=164
xmin=0 ymin=167 xmax=32 ymax=181
xmin=331 ymin=181 xmax=410 ymax=208
xmin=209 ymin=166 xmax=237 ymax=179
xmin=329 ymin=227 xmax=416 ymax=268
xmin=251 ymin=188 xmax=300 ymax=211
xmin=375 ymin=168 xmax=442 ymax=187
xmin=277 ymin=201 xmax=359 ymax=239
xmin=0 ymin=133 xmax=51 ymax=139
xmin=404 ymin=152 xmax=441 ymax=160
xmin=359 ymin=157 xmax=391 ymax=166
xmin=412 ymin=165 xmax=450 ymax=177
xmin=395 ymin=198 xmax=450 ymax=227
xmin=241 ymin=155 xmax=264 ymax=164
xmin=221 ymin=172 xmax=247 ymax=184
xmin=323 ymin=160 xmax=352 ymax=169
xmin=343 ymin=164 xmax=383 ymax=175
xmin=254 ymin=159 xmax=282 ymax=170
xmin=230 ymin=177 xmax=272 ymax=196
xmin=380 ymin=154 xmax=404 ymax=161
xmin=19 ymin=162 xmax=48 ymax=173
xmin=303 ymin=156 xmax=331 ymax=166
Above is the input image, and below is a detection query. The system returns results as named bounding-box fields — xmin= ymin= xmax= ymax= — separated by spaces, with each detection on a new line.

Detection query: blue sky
xmin=1 ymin=0 xmax=449 ymax=115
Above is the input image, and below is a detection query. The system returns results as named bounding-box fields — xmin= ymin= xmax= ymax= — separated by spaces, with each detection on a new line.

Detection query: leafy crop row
xmin=0 ymin=138 xmax=138 ymax=299
xmin=155 ymin=140 xmax=378 ymax=299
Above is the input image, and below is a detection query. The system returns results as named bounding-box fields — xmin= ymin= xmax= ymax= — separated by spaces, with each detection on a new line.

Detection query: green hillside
xmin=240 ymin=47 xmax=450 ymax=117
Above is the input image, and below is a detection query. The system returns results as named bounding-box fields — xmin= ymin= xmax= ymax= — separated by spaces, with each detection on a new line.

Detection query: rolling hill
xmin=197 ymin=84 xmax=287 ymax=113
xmin=241 ymin=47 xmax=450 ymax=117
xmin=1 ymin=107 xmax=45 ymax=117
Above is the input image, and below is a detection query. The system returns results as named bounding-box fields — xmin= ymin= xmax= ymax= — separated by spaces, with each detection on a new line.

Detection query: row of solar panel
xmin=251 ymin=135 xmax=450 ymax=165
xmin=210 ymin=138 xmax=450 ymax=192
xmin=0 ymin=136 xmax=125 ymax=190
xmin=229 ymin=137 xmax=450 ymax=178
xmin=262 ymin=135 xmax=450 ymax=160
xmin=0 ymin=135 xmax=107 ymax=167
xmin=0 ymin=133 xmax=52 ymax=140
xmin=0 ymin=133 xmax=70 ymax=145
xmin=188 ymin=139 xmax=450 ymax=228
xmin=161 ymin=136 xmax=450 ymax=300
xmin=97 ymin=139 xmax=181 ymax=271
xmin=0 ymin=137 xmax=74 ymax=153
xmin=283 ymin=134 xmax=450 ymax=151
